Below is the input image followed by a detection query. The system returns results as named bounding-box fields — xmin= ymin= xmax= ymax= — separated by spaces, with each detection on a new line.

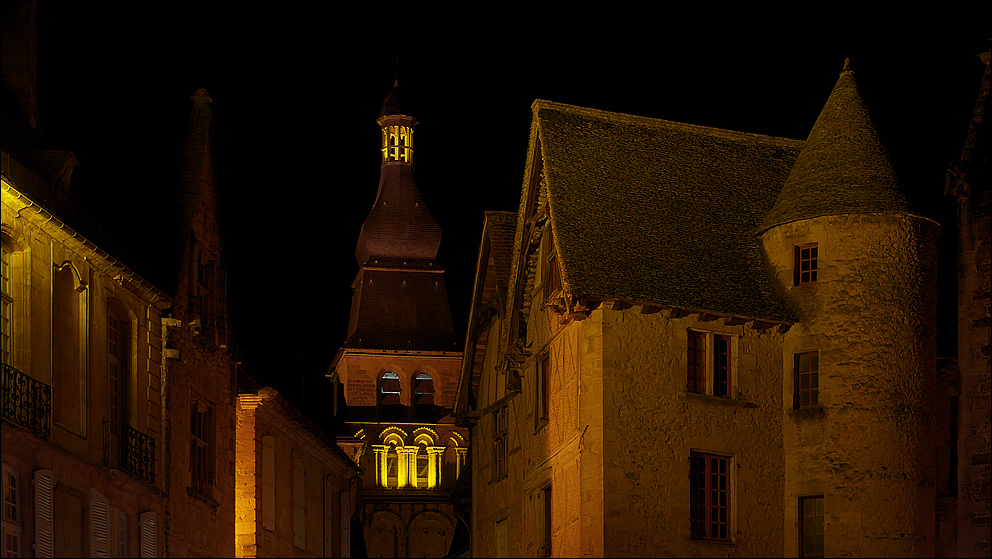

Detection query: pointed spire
xmin=758 ymin=59 xmax=912 ymax=233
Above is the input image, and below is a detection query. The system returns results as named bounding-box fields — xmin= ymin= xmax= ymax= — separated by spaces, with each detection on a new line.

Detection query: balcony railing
xmin=1 ymin=363 xmax=52 ymax=438
xmin=104 ymin=420 xmax=155 ymax=484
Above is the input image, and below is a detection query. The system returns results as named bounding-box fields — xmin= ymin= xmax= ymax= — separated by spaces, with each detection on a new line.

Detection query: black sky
xmin=30 ymin=6 xmax=990 ymax=407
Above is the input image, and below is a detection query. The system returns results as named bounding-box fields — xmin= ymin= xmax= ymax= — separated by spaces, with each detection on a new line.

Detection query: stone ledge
xmin=684 ymin=392 xmax=756 ymax=408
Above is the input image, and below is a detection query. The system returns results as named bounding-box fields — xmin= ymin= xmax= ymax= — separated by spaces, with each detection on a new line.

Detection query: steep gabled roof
xmin=524 ymin=100 xmax=804 ymax=322
xmin=759 ymin=60 xmax=914 ymax=233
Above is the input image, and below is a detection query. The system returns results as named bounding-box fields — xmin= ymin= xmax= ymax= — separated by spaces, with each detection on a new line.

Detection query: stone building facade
xmin=455 ymin=57 xmax=991 ymax=557
xmin=235 ymin=381 xmax=360 ymax=558
xmin=1 ymin=7 xmax=238 ymax=555
xmin=329 ymin=80 xmax=469 ymax=558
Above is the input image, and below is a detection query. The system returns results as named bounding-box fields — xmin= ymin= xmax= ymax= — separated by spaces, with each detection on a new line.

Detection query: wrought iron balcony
xmin=104 ymin=420 xmax=155 ymax=484
xmin=1 ymin=362 xmax=52 ymax=438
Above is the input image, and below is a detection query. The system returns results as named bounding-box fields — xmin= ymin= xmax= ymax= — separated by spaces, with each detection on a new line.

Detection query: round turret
xmin=760 ymin=60 xmax=938 ymax=557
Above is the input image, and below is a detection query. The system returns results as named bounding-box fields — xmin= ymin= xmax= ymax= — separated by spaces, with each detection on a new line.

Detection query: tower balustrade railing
xmin=1 ymin=362 xmax=52 ymax=438
xmin=104 ymin=420 xmax=155 ymax=484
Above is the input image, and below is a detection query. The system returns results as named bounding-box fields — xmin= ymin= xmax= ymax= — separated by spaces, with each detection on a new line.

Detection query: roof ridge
xmin=531 ymin=99 xmax=805 ymax=149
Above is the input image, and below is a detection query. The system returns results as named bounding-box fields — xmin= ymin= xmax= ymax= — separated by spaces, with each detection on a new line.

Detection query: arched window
xmin=379 ymin=372 xmax=401 ymax=406
xmin=413 ymin=372 xmax=434 ymax=406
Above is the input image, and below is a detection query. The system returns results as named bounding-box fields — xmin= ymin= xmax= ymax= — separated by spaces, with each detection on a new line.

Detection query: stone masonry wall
xmin=764 ymin=213 xmax=939 ymax=558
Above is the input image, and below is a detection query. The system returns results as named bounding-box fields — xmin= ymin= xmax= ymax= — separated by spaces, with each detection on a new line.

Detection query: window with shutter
xmin=32 ymin=470 xmax=53 ymax=558
xmin=379 ymin=372 xmax=401 ymax=406
xmin=413 ymin=372 xmax=434 ymax=406
xmin=89 ymin=487 xmax=109 ymax=558
xmin=138 ymin=512 xmax=156 ymax=558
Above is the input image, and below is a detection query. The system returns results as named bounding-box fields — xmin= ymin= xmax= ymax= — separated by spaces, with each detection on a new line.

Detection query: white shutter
xmin=261 ymin=436 xmax=275 ymax=531
xmin=33 ymin=469 xmax=54 ymax=558
xmin=89 ymin=488 xmax=109 ymax=558
xmin=138 ymin=511 xmax=156 ymax=558
xmin=112 ymin=507 xmax=127 ymax=558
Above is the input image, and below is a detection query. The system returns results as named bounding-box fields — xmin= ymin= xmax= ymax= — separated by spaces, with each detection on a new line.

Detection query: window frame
xmin=413 ymin=372 xmax=434 ymax=407
xmin=189 ymin=400 xmax=214 ymax=495
xmin=794 ymin=352 xmax=820 ymax=409
xmin=1 ymin=243 xmax=12 ymax=367
xmin=540 ymin=484 xmax=552 ymax=557
xmin=689 ymin=452 xmax=731 ymax=542
xmin=795 ymin=243 xmax=818 ymax=285
xmin=799 ymin=495 xmax=824 ymax=558
xmin=686 ymin=330 xmax=735 ymax=399
xmin=1 ymin=464 xmax=20 ymax=559
xmin=378 ymin=371 xmax=401 ymax=407
xmin=107 ymin=305 xmax=129 ymax=424
xmin=492 ymin=405 xmax=508 ymax=481
xmin=536 ymin=353 xmax=550 ymax=431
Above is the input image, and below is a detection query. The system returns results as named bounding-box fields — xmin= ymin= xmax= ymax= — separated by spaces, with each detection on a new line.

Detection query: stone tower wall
xmin=763 ymin=213 xmax=939 ymax=557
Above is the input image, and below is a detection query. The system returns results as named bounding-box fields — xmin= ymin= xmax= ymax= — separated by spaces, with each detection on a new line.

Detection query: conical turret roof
xmin=758 ymin=59 xmax=913 ymax=233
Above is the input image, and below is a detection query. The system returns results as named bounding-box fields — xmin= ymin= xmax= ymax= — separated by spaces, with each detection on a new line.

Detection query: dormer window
xmin=379 ymin=372 xmax=401 ymax=406
xmin=795 ymin=244 xmax=818 ymax=285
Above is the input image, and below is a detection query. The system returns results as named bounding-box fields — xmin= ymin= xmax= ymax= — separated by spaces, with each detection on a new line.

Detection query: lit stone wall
xmin=763 ymin=213 xmax=938 ymax=558
xmin=600 ymin=307 xmax=786 ymax=556
xmin=2 ymin=173 xmax=169 ymax=558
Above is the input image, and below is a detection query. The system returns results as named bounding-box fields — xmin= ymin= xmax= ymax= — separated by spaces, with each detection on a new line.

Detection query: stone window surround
xmin=685 ymin=329 xmax=740 ymax=401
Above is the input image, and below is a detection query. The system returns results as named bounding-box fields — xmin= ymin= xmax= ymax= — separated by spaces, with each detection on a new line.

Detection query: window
xmin=800 ymin=496 xmax=824 ymax=558
xmin=413 ymin=372 xmax=434 ymax=406
xmin=416 ymin=445 xmax=429 ymax=488
xmin=543 ymin=235 xmax=562 ymax=302
xmin=379 ymin=372 xmax=401 ymax=406
xmin=107 ymin=307 xmax=128 ymax=424
xmin=795 ymin=353 xmax=820 ymax=409
xmin=1 ymin=244 xmax=11 ymax=366
xmin=537 ymin=354 xmax=550 ymax=427
xmin=690 ymin=452 xmax=730 ymax=541
xmin=261 ymin=436 xmax=275 ymax=531
xmin=138 ymin=511 xmax=156 ymax=558
xmin=494 ymin=518 xmax=508 ymax=558
xmin=687 ymin=331 xmax=733 ymax=398
xmin=492 ymin=405 xmax=507 ymax=480
xmin=540 ymin=485 xmax=552 ymax=557
xmin=795 ymin=244 xmax=818 ymax=285
xmin=386 ymin=445 xmax=398 ymax=488
xmin=189 ymin=401 xmax=213 ymax=494
xmin=293 ymin=456 xmax=306 ymax=550
xmin=1 ymin=465 xmax=20 ymax=558
xmin=112 ymin=507 xmax=127 ymax=558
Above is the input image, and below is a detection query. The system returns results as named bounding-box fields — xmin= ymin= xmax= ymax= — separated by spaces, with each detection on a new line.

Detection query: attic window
xmin=795 ymin=244 xmax=818 ymax=285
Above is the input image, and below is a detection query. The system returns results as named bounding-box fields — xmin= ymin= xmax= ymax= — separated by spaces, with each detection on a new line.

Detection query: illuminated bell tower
xmin=331 ymin=78 xmax=467 ymax=558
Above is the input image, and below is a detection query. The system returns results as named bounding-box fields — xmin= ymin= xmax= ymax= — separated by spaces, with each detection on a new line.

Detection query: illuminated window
xmin=1 ymin=464 xmax=20 ymax=558
xmin=379 ymin=372 xmax=401 ymax=406
xmin=413 ymin=372 xmax=434 ymax=406
xmin=1 ymin=244 xmax=11 ymax=366
xmin=690 ymin=452 xmax=730 ymax=541
xmin=189 ymin=401 xmax=213 ymax=494
xmin=800 ymin=496 xmax=824 ymax=558
xmin=687 ymin=331 xmax=732 ymax=398
xmin=795 ymin=353 xmax=820 ymax=409
xmin=386 ymin=444 xmax=398 ymax=488
xmin=492 ymin=405 xmax=508 ymax=480
xmin=795 ymin=244 xmax=818 ymax=285
xmin=381 ymin=125 xmax=413 ymax=163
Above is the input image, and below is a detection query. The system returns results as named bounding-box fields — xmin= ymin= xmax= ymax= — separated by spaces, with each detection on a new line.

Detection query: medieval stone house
xmin=455 ymin=56 xmax=990 ymax=557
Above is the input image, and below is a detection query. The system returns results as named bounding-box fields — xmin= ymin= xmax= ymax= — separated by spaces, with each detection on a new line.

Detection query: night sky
xmin=29 ymin=6 xmax=989 ymax=409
